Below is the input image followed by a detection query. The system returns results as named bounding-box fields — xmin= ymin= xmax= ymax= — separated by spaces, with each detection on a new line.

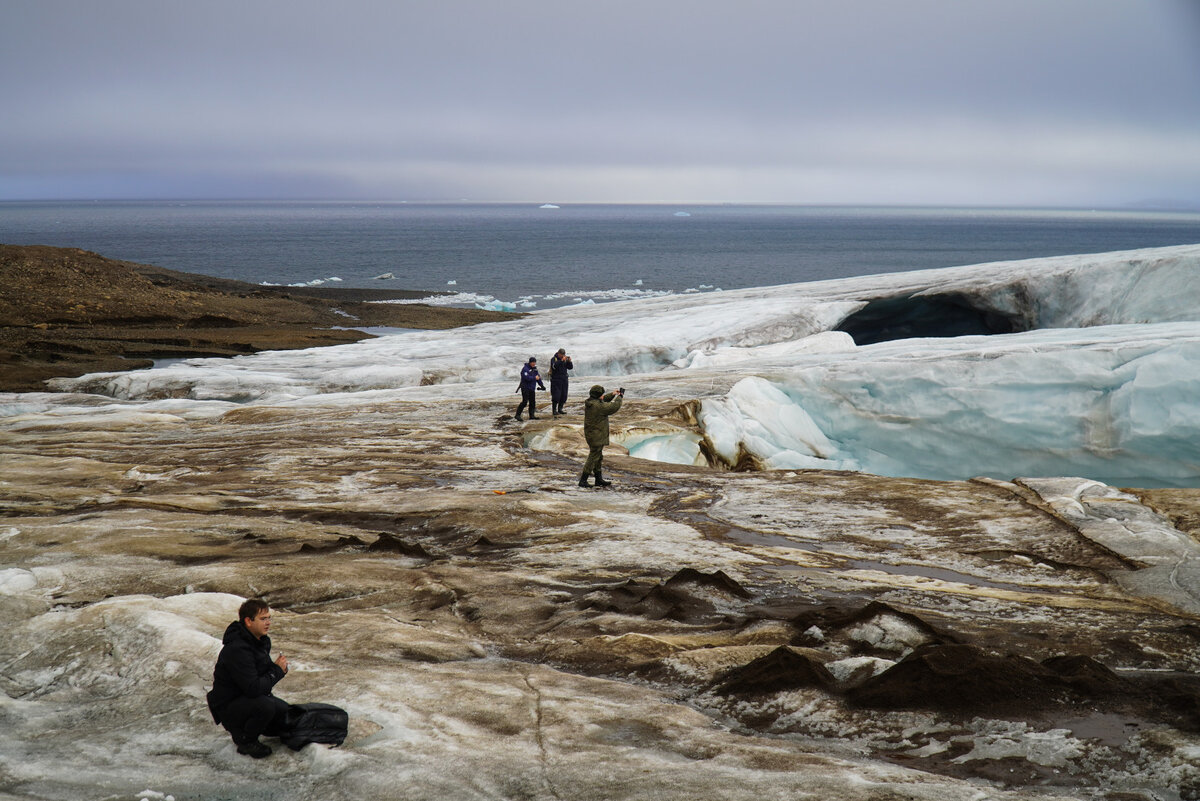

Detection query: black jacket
xmin=206 ymin=620 xmax=285 ymax=721
xmin=548 ymin=355 xmax=572 ymax=387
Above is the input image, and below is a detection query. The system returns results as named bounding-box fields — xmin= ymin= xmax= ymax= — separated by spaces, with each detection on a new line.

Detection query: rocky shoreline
xmin=0 ymin=243 xmax=521 ymax=392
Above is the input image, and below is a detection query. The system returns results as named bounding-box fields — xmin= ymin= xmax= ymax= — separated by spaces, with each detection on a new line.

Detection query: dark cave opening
xmin=835 ymin=293 xmax=1020 ymax=345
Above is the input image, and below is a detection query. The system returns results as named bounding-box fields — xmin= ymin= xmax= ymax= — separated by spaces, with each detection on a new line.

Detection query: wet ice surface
xmin=3 ymin=245 xmax=1200 ymax=799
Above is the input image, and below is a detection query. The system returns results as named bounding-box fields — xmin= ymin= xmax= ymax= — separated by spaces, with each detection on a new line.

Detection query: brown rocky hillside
xmin=0 ymin=244 xmax=518 ymax=392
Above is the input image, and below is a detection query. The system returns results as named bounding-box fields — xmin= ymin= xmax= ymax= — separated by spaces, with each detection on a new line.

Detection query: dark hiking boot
xmin=578 ymin=472 xmax=591 ymax=488
xmin=237 ymin=738 xmax=272 ymax=759
xmin=515 ymin=413 xmax=524 ymax=421
xmin=593 ymin=471 xmax=612 ymax=487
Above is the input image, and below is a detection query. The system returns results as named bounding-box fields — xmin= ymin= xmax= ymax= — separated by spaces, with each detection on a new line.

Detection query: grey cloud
xmin=2 ymin=0 xmax=1199 ymax=203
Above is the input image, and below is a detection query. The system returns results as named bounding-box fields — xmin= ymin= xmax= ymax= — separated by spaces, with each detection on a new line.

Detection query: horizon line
xmin=3 ymin=198 xmax=1199 ymax=214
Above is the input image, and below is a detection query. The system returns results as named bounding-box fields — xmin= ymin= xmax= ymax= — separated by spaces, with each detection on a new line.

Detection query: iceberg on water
xmin=35 ymin=243 xmax=1200 ymax=488
xmin=475 ymin=300 xmax=517 ymax=312
xmin=288 ymin=276 xmax=342 ymax=287
xmin=539 ymin=203 xmax=560 ymax=209
xmin=372 ymin=272 xmax=394 ymax=280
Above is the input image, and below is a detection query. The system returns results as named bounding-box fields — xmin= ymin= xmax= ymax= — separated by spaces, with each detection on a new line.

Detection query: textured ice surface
xmin=27 ymin=243 xmax=1200 ymax=488
xmin=49 ymin=244 xmax=1200 ymax=401
xmin=697 ymin=323 xmax=1200 ymax=487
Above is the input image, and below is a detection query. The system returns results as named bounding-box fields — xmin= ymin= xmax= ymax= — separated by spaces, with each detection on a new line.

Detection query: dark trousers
xmin=582 ymin=444 xmax=604 ymax=474
xmin=516 ymin=388 xmax=537 ymax=417
xmin=219 ymin=694 xmax=291 ymax=744
xmin=551 ymin=382 xmax=568 ymax=412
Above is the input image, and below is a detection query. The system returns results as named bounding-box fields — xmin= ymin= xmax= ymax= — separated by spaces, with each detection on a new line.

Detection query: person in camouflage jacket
xmin=579 ymin=384 xmax=623 ymax=487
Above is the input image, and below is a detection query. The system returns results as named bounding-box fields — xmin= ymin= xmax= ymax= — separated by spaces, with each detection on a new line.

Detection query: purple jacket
xmin=519 ymin=363 xmax=545 ymax=392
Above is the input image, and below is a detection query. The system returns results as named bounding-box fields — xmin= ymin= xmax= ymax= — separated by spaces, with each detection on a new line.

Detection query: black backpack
xmin=280 ymin=702 xmax=349 ymax=750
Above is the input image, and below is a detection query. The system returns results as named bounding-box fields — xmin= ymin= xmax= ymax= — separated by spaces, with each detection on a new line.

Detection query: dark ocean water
xmin=3 ymin=201 xmax=1200 ymax=306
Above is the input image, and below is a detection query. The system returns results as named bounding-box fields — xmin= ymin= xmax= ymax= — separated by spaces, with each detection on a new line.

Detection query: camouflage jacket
xmin=583 ymin=393 xmax=622 ymax=447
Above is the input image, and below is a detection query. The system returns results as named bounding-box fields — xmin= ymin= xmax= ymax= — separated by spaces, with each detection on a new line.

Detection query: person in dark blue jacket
xmin=548 ymin=348 xmax=573 ymax=416
xmin=206 ymin=599 xmax=290 ymax=758
xmin=514 ymin=356 xmax=546 ymax=421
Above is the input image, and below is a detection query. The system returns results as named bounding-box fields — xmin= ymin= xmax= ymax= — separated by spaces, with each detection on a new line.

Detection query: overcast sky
xmin=3 ymin=0 xmax=1199 ymax=206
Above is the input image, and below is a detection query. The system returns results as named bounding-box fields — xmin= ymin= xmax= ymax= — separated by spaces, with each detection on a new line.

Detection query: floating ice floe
xmin=476 ymin=300 xmax=518 ymax=312
xmin=285 ymin=276 xmax=343 ymax=287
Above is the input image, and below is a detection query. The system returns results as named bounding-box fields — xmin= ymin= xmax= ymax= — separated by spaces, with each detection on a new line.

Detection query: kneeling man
xmin=206 ymin=599 xmax=290 ymax=758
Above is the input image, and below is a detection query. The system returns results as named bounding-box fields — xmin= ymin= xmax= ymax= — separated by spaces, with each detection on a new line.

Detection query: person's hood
xmin=589 ymin=385 xmax=604 ymax=398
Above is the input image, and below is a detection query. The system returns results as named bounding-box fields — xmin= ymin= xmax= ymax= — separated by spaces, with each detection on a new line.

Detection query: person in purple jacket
xmin=514 ymin=356 xmax=546 ymax=421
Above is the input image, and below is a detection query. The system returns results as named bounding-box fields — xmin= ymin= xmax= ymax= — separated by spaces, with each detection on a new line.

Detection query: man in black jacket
xmin=206 ymin=599 xmax=290 ymax=758
xmin=548 ymin=348 xmax=573 ymax=416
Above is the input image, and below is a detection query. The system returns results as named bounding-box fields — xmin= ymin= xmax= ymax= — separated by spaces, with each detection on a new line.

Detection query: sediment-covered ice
xmin=28 ymin=243 xmax=1200 ymax=487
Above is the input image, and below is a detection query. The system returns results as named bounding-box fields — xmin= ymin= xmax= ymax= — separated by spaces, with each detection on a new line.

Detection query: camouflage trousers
xmin=582 ymin=444 xmax=605 ymax=474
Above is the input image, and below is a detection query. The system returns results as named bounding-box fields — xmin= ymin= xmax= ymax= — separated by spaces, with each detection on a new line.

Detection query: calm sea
xmin=3 ymin=201 xmax=1200 ymax=306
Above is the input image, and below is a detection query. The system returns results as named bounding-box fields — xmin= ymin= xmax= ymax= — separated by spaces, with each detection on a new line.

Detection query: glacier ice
xmin=700 ymin=377 xmax=853 ymax=472
xmin=694 ymin=324 xmax=1200 ymax=487
xmin=26 ymin=243 xmax=1200 ymax=488
xmin=621 ymin=430 xmax=706 ymax=466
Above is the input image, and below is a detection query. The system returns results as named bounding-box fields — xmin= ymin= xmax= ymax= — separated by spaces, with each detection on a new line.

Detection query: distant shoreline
xmin=0 ymin=244 xmax=522 ymax=393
